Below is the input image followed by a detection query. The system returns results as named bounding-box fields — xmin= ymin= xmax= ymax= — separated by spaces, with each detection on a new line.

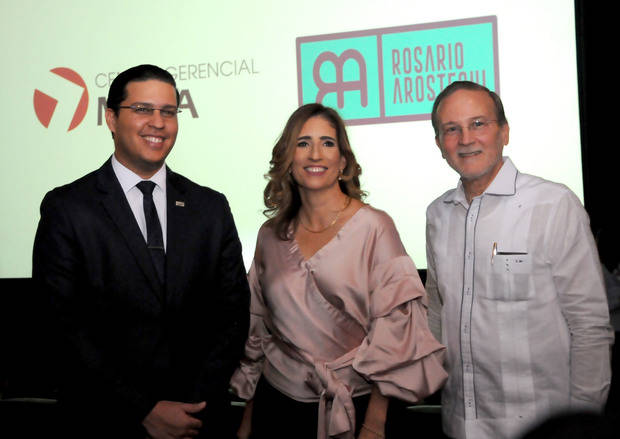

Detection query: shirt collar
xmin=111 ymin=154 xmax=167 ymax=194
xmin=485 ymin=157 xmax=517 ymax=196
xmin=444 ymin=156 xmax=518 ymax=206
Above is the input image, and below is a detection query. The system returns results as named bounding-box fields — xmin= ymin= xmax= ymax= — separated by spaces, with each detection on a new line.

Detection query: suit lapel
xmin=164 ymin=168 xmax=190 ymax=301
xmin=96 ymin=159 xmax=165 ymax=302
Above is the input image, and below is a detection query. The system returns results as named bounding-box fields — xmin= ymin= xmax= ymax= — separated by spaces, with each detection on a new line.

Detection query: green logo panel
xmin=297 ymin=17 xmax=498 ymax=125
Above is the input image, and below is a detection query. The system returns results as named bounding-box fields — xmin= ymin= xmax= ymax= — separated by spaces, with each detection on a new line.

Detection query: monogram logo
xmin=313 ymin=50 xmax=368 ymax=109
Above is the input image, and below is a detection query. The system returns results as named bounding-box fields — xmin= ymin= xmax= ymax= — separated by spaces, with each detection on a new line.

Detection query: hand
xmin=236 ymin=399 xmax=253 ymax=439
xmin=143 ymin=400 xmax=206 ymax=439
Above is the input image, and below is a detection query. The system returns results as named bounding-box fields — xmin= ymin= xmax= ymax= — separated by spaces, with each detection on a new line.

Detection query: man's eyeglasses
xmin=118 ymin=105 xmax=181 ymax=118
xmin=440 ymin=119 xmax=498 ymax=138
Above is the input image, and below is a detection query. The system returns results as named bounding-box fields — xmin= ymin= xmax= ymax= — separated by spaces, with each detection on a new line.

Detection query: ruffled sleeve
xmin=229 ymin=254 xmax=269 ymax=400
xmin=352 ymin=218 xmax=447 ymax=402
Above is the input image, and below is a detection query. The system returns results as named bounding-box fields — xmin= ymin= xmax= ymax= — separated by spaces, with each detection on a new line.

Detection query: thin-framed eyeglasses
xmin=118 ymin=105 xmax=181 ymax=118
xmin=440 ymin=118 xmax=498 ymax=138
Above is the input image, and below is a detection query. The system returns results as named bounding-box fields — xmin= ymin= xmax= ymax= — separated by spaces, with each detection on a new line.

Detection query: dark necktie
xmin=136 ymin=181 xmax=165 ymax=284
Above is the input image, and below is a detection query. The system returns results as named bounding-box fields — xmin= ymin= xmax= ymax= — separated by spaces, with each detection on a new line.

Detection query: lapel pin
xmin=175 ymin=201 xmax=185 ymax=207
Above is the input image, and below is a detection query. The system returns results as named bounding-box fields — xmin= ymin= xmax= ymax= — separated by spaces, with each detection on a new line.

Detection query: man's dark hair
xmin=106 ymin=64 xmax=179 ymax=114
xmin=431 ymin=81 xmax=507 ymax=137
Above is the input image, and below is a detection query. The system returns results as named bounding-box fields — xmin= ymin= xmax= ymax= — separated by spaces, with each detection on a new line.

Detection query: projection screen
xmin=1 ymin=0 xmax=582 ymax=277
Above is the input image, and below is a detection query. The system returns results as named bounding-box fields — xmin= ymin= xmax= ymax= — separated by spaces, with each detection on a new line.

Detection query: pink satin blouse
xmin=230 ymin=205 xmax=447 ymax=438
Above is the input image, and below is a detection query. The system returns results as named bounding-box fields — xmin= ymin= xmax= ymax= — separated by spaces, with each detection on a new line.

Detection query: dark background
xmin=1 ymin=0 xmax=618 ymax=435
xmin=574 ymin=1 xmax=618 ymax=272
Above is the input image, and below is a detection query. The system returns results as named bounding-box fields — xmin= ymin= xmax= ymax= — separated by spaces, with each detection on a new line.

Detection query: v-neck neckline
xmin=291 ymin=204 xmax=368 ymax=263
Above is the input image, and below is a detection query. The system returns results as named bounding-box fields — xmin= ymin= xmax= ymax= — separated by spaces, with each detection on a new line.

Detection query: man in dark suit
xmin=32 ymin=64 xmax=250 ymax=438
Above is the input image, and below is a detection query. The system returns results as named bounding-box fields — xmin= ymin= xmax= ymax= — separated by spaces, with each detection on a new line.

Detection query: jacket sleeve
xmin=195 ymin=195 xmax=251 ymax=400
xmin=32 ymin=190 xmax=157 ymax=425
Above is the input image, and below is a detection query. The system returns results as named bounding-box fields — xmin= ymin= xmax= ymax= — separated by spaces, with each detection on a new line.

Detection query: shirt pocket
xmin=487 ymin=250 xmax=532 ymax=301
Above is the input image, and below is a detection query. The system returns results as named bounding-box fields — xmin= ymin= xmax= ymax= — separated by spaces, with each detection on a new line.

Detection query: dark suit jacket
xmin=32 ymin=159 xmax=250 ymax=437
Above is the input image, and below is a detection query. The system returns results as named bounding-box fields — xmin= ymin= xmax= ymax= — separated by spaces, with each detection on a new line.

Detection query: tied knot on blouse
xmin=306 ymin=357 xmax=358 ymax=439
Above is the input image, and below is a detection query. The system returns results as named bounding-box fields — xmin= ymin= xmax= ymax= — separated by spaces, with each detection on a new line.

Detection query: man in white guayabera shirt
xmin=425 ymin=80 xmax=613 ymax=439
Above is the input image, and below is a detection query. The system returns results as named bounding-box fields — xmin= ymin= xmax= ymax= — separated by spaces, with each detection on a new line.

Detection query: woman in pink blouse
xmin=231 ymin=103 xmax=447 ymax=439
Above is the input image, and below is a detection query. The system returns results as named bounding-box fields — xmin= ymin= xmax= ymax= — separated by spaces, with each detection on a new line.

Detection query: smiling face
xmin=291 ymin=115 xmax=346 ymax=195
xmin=105 ymin=79 xmax=178 ymax=178
xmin=435 ymin=89 xmax=509 ymax=198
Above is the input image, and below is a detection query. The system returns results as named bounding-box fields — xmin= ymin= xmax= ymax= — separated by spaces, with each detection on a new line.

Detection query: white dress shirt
xmin=426 ymin=157 xmax=613 ymax=439
xmin=111 ymin=154 xmax=167 ymax=251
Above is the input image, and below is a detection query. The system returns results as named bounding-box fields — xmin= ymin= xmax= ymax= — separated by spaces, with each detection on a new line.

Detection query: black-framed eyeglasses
xmin=118 ymin=105 xmax=181 ymax=118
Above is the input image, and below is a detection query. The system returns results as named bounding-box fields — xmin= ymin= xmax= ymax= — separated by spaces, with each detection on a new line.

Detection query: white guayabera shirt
xmin=426 ymin=157 xmax=613 ymax=439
